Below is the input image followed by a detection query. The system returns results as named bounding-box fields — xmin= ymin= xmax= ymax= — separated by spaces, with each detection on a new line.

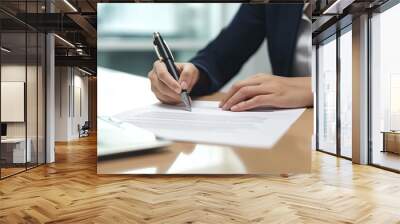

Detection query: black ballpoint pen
xmin=152 ymin=32 xmax=192 ymax=111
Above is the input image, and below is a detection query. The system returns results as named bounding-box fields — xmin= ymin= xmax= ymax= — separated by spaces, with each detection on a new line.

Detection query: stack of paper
xmin=116 ymin=101 xmax=305 ymax=148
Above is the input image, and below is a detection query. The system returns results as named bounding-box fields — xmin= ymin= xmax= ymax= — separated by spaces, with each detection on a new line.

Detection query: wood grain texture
xmin=1 ymin=135 xmax=400 ymax=223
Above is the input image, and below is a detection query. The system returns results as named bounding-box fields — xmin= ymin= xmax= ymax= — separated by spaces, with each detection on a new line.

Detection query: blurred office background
xmin=97 ymin=3 xmax=271 ymax=91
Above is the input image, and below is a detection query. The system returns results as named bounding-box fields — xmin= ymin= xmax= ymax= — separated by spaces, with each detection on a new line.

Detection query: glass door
xmin=339 ymin=27 xmax=352 ymax=158
xmin=370 ymin=2 xmax=400 ymax=171
xmin=317 ymin=35 xmax=337 ymax=154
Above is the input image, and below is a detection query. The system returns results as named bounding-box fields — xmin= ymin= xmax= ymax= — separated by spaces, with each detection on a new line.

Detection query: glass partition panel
xmin=0 ymin=0 xmax=46 ymax=179
xmin=371 ymin=3 xmax=400 ymax=171
xmin=317 ymin=36 xmax=337 ymax=154
xmin=27 ymin=30 xmax=38 ymax=169
xmin=339 ymin=29 xmax=352 ymax=158
xmin=1 ymin=30 xmax=27 ymax=177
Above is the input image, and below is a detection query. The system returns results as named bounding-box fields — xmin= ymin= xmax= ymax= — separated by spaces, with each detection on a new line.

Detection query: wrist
xmin=287 ymin=77 xmax=311 ymax=88
xmin=191 ymin=64 xmax=200 ymax=85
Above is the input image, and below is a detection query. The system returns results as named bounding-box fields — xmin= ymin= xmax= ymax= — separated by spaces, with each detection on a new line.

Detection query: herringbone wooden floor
xmin=1 ymin=135 xmax=400 ymax=224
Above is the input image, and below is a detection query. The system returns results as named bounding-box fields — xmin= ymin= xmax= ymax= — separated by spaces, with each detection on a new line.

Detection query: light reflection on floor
xmin=167 ymin=144 xmax=246 ymax=173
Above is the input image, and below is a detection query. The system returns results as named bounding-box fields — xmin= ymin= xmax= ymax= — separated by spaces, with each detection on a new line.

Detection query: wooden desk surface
xmin=97 ymin=68 xmax=313 ymax=174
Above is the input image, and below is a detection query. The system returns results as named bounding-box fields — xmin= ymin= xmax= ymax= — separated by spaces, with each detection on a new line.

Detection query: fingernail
xmin=231 ymin=105 xmax=238 ymax=111
xmin=181 ymin=81 xmax=188 ymax=90
xmin=222 ymin=104 xmax=228 ymax=110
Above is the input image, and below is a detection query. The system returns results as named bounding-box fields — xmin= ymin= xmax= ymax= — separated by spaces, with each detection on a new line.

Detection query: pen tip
xmin=180 ymin=91 xmax=191 ymax=112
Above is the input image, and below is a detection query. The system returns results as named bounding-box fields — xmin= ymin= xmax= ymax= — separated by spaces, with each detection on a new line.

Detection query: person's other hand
xmin=219 ymin=74 xmax=313 ymax=112
xmin=148 ymin=61 xmax=200 ymax=104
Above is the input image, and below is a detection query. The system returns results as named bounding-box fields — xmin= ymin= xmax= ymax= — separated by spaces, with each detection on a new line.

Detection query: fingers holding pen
xmin=149 ymin=61 xmax=200 ymax=105
xmin=177 ymin=65 xmax=191 ymax=91
xmin=153 ymin=60 xmax=182 ymax=94
xmin=177 ymin=63 xmax=200 ymax=92
xmin=148 ymin=69 xmax=181 ymax=104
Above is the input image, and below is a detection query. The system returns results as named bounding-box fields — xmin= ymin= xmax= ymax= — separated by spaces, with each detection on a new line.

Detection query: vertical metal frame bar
xmin=336 ymin=27 xmax=342 ymax=157
xmin=25 ymin=0 xmax=28 ymax=171
xmin=69 ymin=67 xmax=75 ymax=118
xmin=36 ymin=0 xmax=39 ymax=168
xmin=367 ymin=10 xmax=373 ymax=165
xmin=315 ymin=44 xmax=320 ymax=151
xmin=69 ymin=69 xmax=71 ymax=118
xmin=44 ymin=2 xmax=47 ymax=164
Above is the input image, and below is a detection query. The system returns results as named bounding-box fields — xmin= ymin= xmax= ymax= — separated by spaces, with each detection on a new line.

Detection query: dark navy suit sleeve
xmin=189 ymin=4 xmax=266 ymax=96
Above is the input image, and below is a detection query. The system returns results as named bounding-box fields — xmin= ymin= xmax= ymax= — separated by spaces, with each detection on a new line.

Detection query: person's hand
xmin=148 ymin=61 xmax=200 ymax=104
xmin=219 ymin=74 xmax=313 ymax=112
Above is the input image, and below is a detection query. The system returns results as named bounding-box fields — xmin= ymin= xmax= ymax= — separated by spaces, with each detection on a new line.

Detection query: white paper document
xmin=116 ymin=101 xmax=305 ymax=148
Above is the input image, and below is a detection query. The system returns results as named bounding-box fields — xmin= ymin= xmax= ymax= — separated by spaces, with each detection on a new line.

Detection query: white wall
xmin=1 ymin=65 xmax=26 ymax=140
xmin=55 ymin=67 xmax=89 ymax=141
xmin=72 ymin=74 xmax=89 ymax=138
xmin=55 ymin=66 xmax=69 ymax=141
